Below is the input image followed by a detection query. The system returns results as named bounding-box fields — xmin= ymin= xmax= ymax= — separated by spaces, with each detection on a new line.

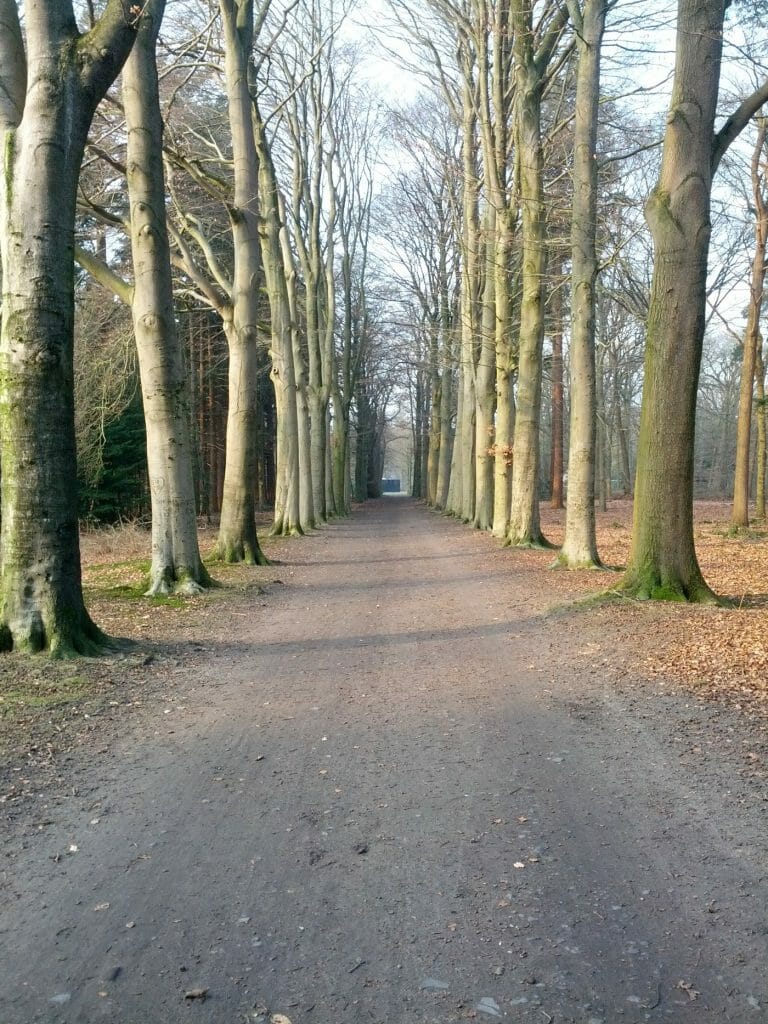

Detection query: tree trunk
xmin=448 ymin=59 xmax=480 ymax=522
xmin=507 ymin=0 xmax=549 ymax=548
xmin=474 ymin=206 xmax=497 ymax=530
xmin=0 ymin=0 xmax=143 ymax=655
xmin=550 ymin=280 xmax=564 ymax=509
xmin=732 ymin=117 xmax=768 ymax=530
xmin=253 ymin=100 xmax=307 ymax=537
xmin=212 ymin=0 xmax=267 ymax=565
xmin=621 ymin=1 xmax=728 ymax=601
xmin=492 ymin=220 xmax=516 ymax=538
xmin=756 ymin=341 xmax=766 ymax=520
xmin=435 ymin=328 xmax=455 ymax=510
xmin=123 ymin=0 xmax=210 ymax=596
xmin=557 ymin=0 xmax=606 ymax=564
xmin=427 ymin=323 xmax=441 ymax=505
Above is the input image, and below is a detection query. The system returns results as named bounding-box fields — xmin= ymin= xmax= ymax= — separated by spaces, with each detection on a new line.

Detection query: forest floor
xmin=1 ymin=498 xmax=767 ymax=1022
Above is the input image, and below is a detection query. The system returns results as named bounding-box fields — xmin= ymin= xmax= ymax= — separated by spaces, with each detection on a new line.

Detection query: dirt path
xmin=2 ymin=499 xmax=767 ymax=1023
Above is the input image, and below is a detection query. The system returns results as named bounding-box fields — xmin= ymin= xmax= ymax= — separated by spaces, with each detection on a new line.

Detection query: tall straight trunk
xmin=253 ymin=99 xmax=307 ymax=536
xmin=507 ymin=1 xmax=549 ymax=548
xmin=492 ymin=220 xmax=516 ymax=538
xmin=436 ymin=333 xmax=455 ymax=510
xmin=550 ymin=281 xmax=564 ymax=509
xmin=558 ymin=1 xmax=606 ymax=564
xmin=331 ymin=389 xmax=351 ymax=516
xmin=595 ymin=341 xmax=608 ymax=512
xmin=427 ymin=323 xmax=441 ymax=505
xmin=282 ymin=200 xmax=315 ymax=531
xmin=732 ymin=117 xmax=768 ymax=529
xmin=622 ymin=0 xmax=768 ymax=601
xmin=474 ymin=206 xmax=497 ymax=530
xmin=213 ymin=0 xmax=267 ymax=565
xmin=614 ymin=387 xmax=632 ymax=496
xmin=756 ymin=342 xmax=766 ymax=520
xmin=471 ymin=0 xmax=516 ymax=539
xmin=123 ymin=0 xmax=210 ymax=596
xmin=449 ymin=56 xmax=480 ymax=522
xmin=0 ymin=0 xmax=142 ymax=655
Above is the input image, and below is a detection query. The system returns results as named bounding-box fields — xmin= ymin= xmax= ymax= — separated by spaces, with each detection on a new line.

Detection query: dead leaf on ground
xmin=676 ymin=980 xmax=699 ymax=1001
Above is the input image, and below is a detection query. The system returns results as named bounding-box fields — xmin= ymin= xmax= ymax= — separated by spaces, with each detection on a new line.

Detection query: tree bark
xmin=549 ymin=281 xmax=564 ymax=509
xmin=0 ymin=0 xmax=143 ymax=655
xmin=123 ymin=0 xmax=210 ymax=596
xmin=474 ymin=204 xmax=497 ymax=530
xmin=556 ymin=0 xmax=606 ymax=565
xmin=506 ymin=0 xmax=554 ymax=547
xmin=212 ymin=0 xmax=267 ymax=565
xmin=252 ymin=98 xmax=307 ymax=537
xmin=732 ymin=117 xmax=768 ymax=530
xmin=622 ymin=1 xmax=768 ymax=600
xmin=756 ymin=340 xmax=766 ymax=520
xmin=447 ymin=51 xmax=479 ymax=522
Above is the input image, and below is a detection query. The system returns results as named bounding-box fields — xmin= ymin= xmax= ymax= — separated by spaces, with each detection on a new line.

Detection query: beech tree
xmin=0 ymin=0 xmax=146 ymax=655
xmin=78 ymin=0 xmax=212 ymax=594
xmin=620 ymin=0 xmax=768 ymax=602
xmin=505 ymin=0 xmax=569 ymax=548
xmin=556 ymin=0 xmax=611 ymax=568
xmin=732 ymin=114 xmax=768 ymax=529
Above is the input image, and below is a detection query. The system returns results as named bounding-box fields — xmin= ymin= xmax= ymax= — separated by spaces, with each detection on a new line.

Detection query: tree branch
xmin=75 ymin=244 xmax=134 ymax=305
xmin=712 ymin=79 xmax=768 ymax=173
xmin=0 ymin=0 xmax=26 ymax=129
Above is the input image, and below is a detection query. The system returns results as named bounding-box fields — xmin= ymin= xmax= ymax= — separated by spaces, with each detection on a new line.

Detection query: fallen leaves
xmin=677 ymin=980 xmax=700 ymax=1001
xmin=540 ymin=501 xmax=768 ymax=717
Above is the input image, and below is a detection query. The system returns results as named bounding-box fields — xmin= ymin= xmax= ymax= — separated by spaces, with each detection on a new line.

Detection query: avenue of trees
xmin=0 ymin=0 xmax=767 ymax=654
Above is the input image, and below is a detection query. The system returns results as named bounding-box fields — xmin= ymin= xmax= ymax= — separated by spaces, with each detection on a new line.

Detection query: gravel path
xmin=1 ymin=498 xmax=767 ymax=1023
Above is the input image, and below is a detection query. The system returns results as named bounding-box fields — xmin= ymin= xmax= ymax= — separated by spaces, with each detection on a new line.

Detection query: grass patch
xmin=0 ymin=674 xmax=91 ymax=718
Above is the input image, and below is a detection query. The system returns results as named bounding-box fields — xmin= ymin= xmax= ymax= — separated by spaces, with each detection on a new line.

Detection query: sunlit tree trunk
xmin=252 ymin=98 xmax=307 ymax=537
xmin=213 ymin=0 xmax=267 ymax=565
xmin=621 ymin=0 xmax=768 ymax=601
xmin=123 ymin=0 xmax=210 ymax=596
xmin=0 ymin=0 xmax=142 ymax=655
xmin=448 ymin=50 xmax=480 ymax=522
xmin=427 ymin=320 xmax=441 ymax=505
xmin=557 ymin=0 xmax=607 ymax=565
xmin=474 ymin=205 xmax=497 ymax=530
xmin=435 ymin=285 xmax=456 ymax=510
xmin=508 ymin=0 xmax=567 ymax=547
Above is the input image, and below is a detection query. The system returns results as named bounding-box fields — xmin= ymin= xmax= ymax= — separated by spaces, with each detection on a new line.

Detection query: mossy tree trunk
xmin=123 ymin=0 xmax=211 ymax=596
xmin=0 ymin=0 xmax=143 ymax=655
xmin=557 ymin=0 xmax=607 ymax=567
xmin=621 ymin=0 xmax=768 ymax=601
